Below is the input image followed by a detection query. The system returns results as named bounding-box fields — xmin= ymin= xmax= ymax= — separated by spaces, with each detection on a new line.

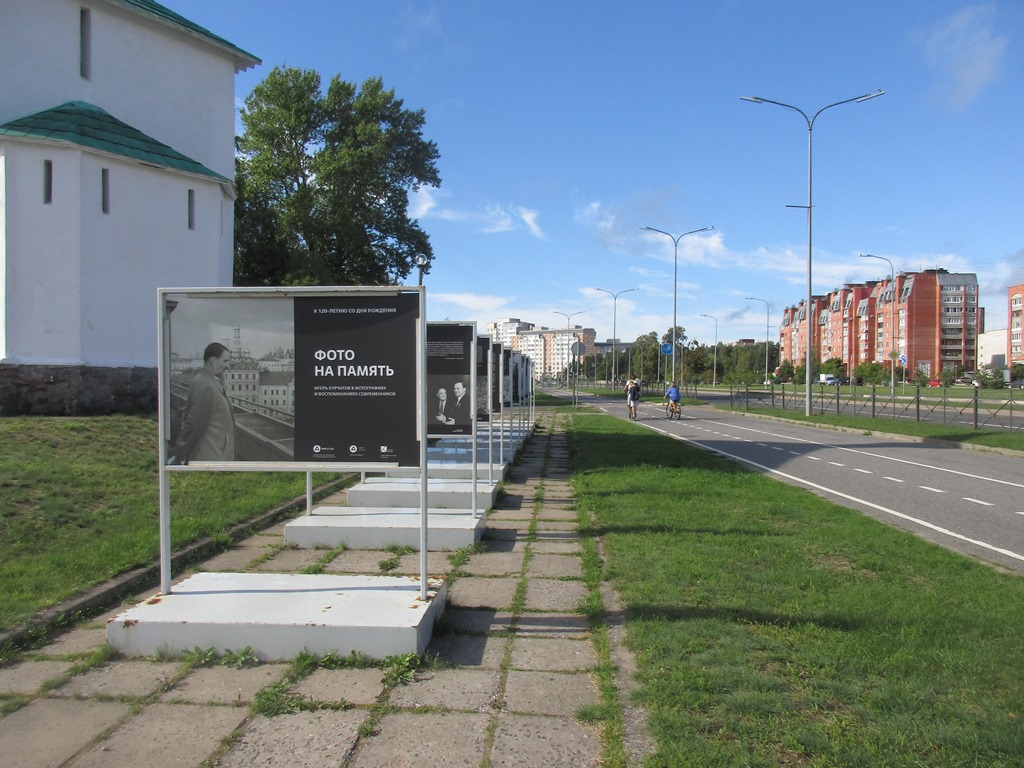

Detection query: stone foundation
xmin=0 ymin=364 xmax=157 ymax=416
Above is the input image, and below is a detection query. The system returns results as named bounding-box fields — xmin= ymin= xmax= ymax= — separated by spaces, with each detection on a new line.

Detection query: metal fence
xmin=715 ymin=383 xmax=1024 ymax=432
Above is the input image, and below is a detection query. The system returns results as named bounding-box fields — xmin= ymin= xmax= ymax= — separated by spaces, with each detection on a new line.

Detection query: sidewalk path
xmin=0 ymin=410 xmax=652 ymax=767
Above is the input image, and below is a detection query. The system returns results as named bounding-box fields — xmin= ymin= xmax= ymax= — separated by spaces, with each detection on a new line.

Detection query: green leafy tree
xmin=853 ymin=361 xmax=886 ymax=386
xmin=776 ymin=359 xmax=796 ymax=383
xmin=235 ymin=66 xmax=441 ymax=286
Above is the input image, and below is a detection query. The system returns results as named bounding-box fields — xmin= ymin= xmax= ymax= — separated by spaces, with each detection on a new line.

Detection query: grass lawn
xmin=0 ymin=414 xmax=340 ymax=634
xmin=568 ymin=411 xmax=1024 ymax=767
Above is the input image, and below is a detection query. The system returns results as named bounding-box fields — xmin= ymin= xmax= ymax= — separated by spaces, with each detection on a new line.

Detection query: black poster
xmin=475 ymin=336 xmax=491 ymax=423
xmin=491 ymin=342 xmax=503 ymax=413
xmin=293 ymin=294 xmax=419 ymax=465
xmin=426 ymin=323 xmax=474 ymax=437
xmin=503 ymin=348 xmax=513 ymax=406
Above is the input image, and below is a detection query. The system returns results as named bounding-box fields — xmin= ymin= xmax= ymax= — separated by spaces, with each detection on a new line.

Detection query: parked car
xmin=1011 ymin=379 xmax=1024 ymax=389
xmin=928 ymin=379 xmax=942 ymax=387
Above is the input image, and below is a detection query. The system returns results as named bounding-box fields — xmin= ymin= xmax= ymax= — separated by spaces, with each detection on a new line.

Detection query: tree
xmin=235 ymin=66 xmax=441 ymax=286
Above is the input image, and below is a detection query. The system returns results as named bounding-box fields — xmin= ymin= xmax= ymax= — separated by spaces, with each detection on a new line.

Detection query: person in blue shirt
xmin=664 ymin=381 xmax=680 ymax=416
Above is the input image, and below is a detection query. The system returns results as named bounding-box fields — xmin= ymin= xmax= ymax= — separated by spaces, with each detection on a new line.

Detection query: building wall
xmin=0 ymin=0 xmax=254 ymax=413
xmin=776 ymin=269 xmax=979 ymax=378
xmin=0 ymin=0 xmax=244 ymax=179
xmin=1009 ymin=283 xmax=1023 ymax=367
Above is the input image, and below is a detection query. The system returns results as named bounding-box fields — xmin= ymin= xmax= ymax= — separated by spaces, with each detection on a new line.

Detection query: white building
xmin=0 ymin=0 xmax=258 ymax=414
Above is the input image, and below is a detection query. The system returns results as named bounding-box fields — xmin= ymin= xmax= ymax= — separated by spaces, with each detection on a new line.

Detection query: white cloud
xmin=917 ymin=4 xmax=1008 ymax=108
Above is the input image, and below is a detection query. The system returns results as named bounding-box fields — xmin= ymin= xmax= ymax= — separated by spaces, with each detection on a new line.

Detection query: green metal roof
xmin=106 ymin=0 xmax=260 ymax=71
xmin=0 ymin=101 xmax=229 ymax=182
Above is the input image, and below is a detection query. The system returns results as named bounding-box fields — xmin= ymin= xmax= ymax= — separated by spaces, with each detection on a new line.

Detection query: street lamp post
xmin=860 ymin=253 xmax=897 ymax=392
xmin=700 ymin=313 xmax=718 ymax=386
xmin=745 ymin=297 xmax=771 ymax=385
xmin=415 ymin=254 xmax=428 ymax=286
xmin=553 ymin=310 xmax=584 ymax=389
xmin=640 ymin=225 xmax=714 ymax=385
xmin=742 ymin=90 xmax=884 ymax=414
xmin=595 ymin=287 xmax=637 ymax=385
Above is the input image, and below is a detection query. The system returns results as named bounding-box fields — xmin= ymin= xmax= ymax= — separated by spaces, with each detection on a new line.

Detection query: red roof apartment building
xmin=779 ymin=269 xmax=982 ymax=379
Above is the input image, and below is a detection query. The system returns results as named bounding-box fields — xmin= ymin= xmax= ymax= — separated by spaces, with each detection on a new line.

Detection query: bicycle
xmin=665 ymin=399 xmax=681 ymax=419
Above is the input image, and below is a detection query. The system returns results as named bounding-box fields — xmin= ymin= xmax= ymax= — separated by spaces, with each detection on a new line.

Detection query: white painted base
xmin=386 ymin=462 xmax=507 ymax=480
xmin=284 ymin=507 xmax=484 ymax=550
xmin=106 ymin=572 xmax=446 ymax=661
xmin=346 ymin=477 xmax=499 ymax=510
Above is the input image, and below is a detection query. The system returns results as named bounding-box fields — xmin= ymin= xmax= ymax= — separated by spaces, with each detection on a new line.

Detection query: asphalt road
xmin=587 ymin=394 xmax=1024 ymax=575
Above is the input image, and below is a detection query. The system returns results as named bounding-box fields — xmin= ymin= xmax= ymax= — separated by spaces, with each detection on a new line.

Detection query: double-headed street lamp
xmin=742 ymin=90 xmax=884 ymax=414
xmin=553 ymin=310 xmax=584 ymax=388
xmin=594 ymin=287 xmax=637 ymax=385
xmin=700 ymin=313 xmax=718 ymax=386
xmin=640 ymin=225 xmax=715 ymax=384
xmin=860 ymin=253 xmax=897 ymax=392
xmin=745 ymin=297 xmax=771 ymax=385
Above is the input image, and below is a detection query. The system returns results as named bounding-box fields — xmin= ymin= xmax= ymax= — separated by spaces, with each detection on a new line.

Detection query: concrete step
xmin=346 ymin=477 xmax=499 ymax=510
xmin=284 ymin=507 xmax=485 ymax=550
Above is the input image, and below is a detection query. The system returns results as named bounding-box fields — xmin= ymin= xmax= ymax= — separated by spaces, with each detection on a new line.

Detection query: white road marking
xmin=919 ymin=486 xmax=945 ymax=493
xmin=964 ymin=498 xmax=994 ymax=506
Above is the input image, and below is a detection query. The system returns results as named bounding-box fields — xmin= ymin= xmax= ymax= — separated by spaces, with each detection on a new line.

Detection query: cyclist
xmin=664 ymin=381 xmax=680 ymax=418
xmin=624 ymin=374 xmax=640 ymax=419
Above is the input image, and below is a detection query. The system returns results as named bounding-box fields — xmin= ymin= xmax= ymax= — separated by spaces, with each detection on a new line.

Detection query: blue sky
xmin=172 ymin=0 xmax=1023 ymax=348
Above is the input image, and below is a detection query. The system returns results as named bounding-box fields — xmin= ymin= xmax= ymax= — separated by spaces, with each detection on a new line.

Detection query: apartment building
xmin=1010 ymin=283 xmax=1024 ymax=367
xmin=779 ymin=269 xmax=981 ymax=378
xmin=499 ymin=325 xmax=596 ymax=380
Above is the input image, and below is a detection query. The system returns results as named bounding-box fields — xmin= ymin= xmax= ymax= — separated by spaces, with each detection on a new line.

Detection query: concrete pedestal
xmin=284 ymin=506 xmax=484 ymax=550
xmin=106 ymin=572 xmax=446 ymax=661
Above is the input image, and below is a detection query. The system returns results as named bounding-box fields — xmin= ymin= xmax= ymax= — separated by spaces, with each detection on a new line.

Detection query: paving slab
xmin=523 ymin=579 xmax=589 ymax=612
xmin=0 ymin=698 xmax=131 ymax=768
xmin=503 ymin=670 xmax=598 ymax=716
xmin=510 ymin=637 xmax=598 ymax=672
xmin=527 ymin=553 xmax=583 ymax=579
xmin=514 ymin=612 xmax=591 ymax=639
xmin=71 ymin=702 xmax=248 ymax=767
xmin=34 ymin=625 xmax=107 ymax=657
xmin=530 ymin=540 xmax=582 ymax=554
xmin=251 ymin=547 xmax=326 ymax=572
xmin=447 ymin=576 xmax=519 ymax=610
xmin=436 ymin=607 xmax=516 ymax=635
xmin=0 ymin=659 xmax=76 ymax=696
xmin=162 ymin=663 xmax=289 ymax=705
xmin=489 ymin=713 xmax=600 ymax=768
xmin=425 ymin=633 xmax=507 ymax=668
xmin=461 ymin=551 xmax=525 ymax=577
xmin=55 ymin=660 xmax=183 ymax=699
xmin=290 ymin=667 xmax=386 ymax=706
xmin=389 ymin=668 xmax=501 ymax=711
xmin=199 ymin=547 xmax=263 ymax=572
xmin=350 ymin=711 xmax=490 ymax=768
xmin=218 ymin=709 xmax=368 ymax=768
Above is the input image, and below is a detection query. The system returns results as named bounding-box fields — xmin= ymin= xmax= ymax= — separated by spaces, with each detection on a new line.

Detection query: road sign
xmin=661 ymin=342 xmax=673 ymax=355
xmin=570 ymin=341 xmax=585 ymax=356
xmin=899 ymin=354 xmax=907 ymax=366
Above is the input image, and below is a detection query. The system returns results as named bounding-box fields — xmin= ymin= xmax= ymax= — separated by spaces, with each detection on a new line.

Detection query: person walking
xmin=624 ymin=374 xmax=640 ymax=420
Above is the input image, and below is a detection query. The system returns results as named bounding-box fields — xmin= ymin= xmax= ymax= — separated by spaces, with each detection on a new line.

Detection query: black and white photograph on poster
xmin=164 ymin=295 xmax=296 ymax=465
xmin=502 ymin=348 xmax=513 ymax=406
xmin=475 ymin=336 xmax=490 ymax=423
xmin=293 ymin=293 xmax=420 ymax=465
xmin=426 ymin=323 xmax=475 ymax=436
xmin=491 ymin=341 xmax=502 ymax=414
